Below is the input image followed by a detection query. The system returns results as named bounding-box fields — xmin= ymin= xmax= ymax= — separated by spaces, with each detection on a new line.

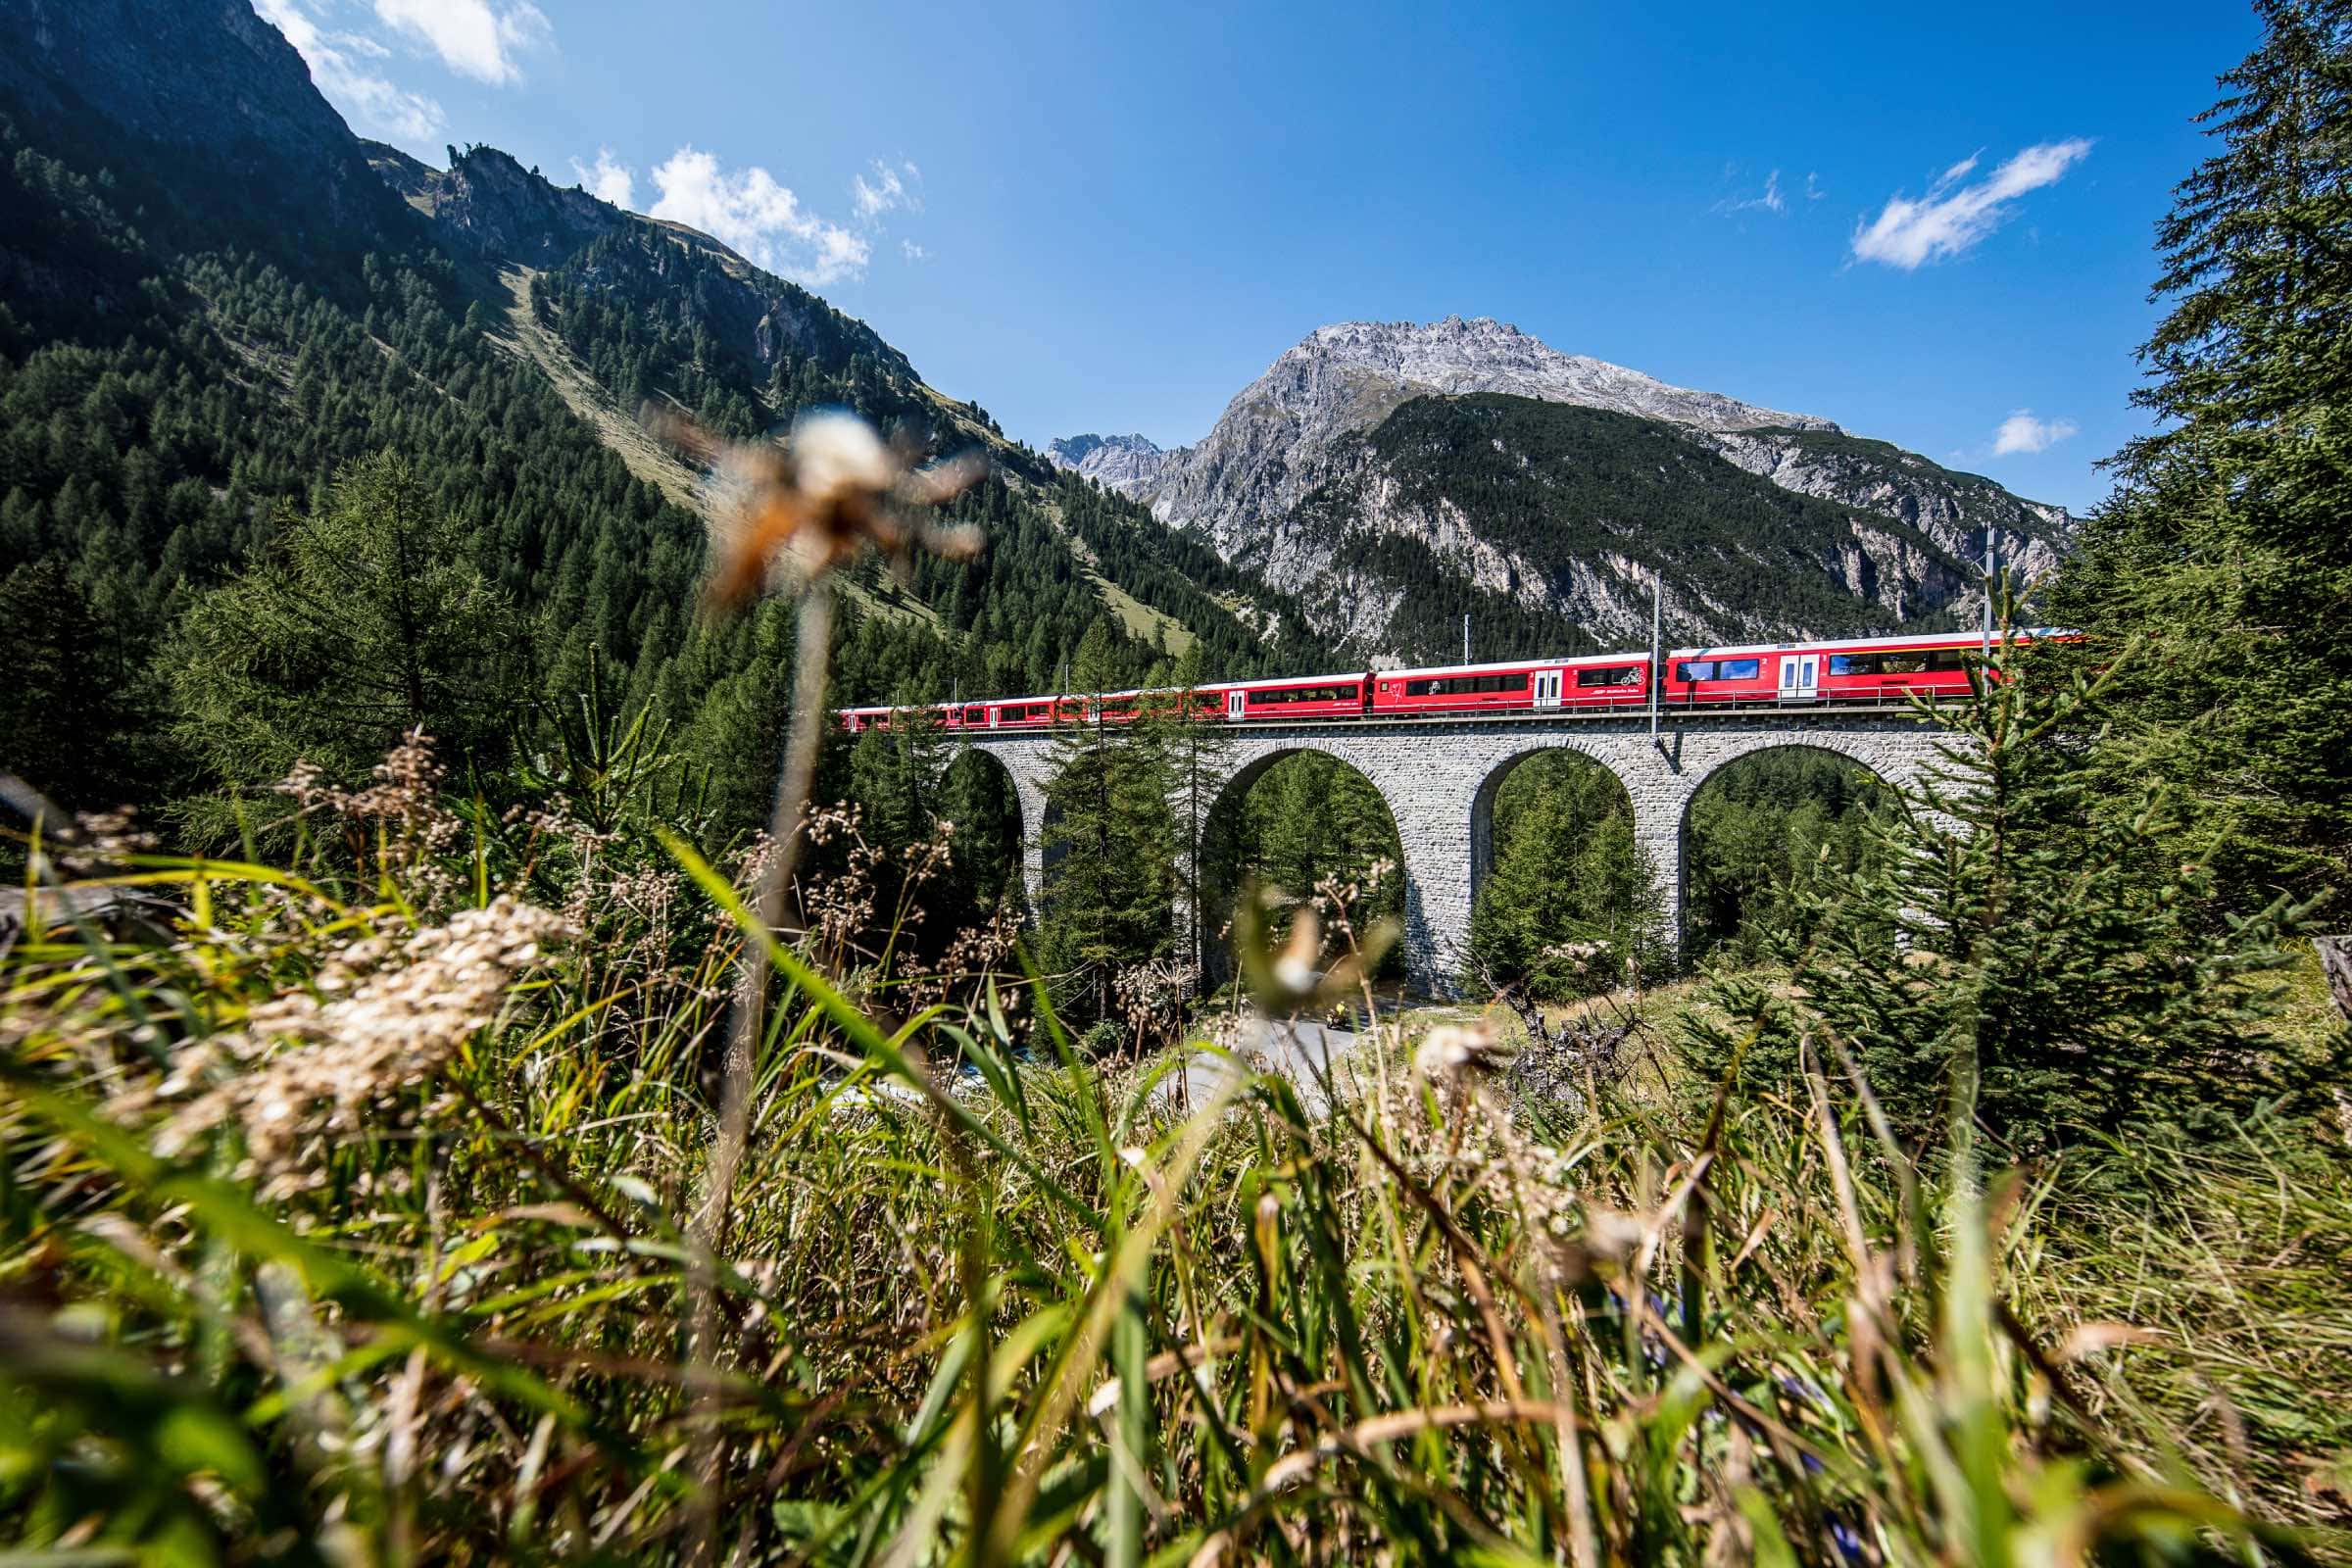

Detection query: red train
xmin=836 ymin=629 xmax=2066 ymax=734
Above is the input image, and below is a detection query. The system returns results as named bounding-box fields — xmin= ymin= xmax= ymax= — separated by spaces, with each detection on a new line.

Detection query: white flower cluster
xmin=138 ymin=897 xmax=572 ymax=1193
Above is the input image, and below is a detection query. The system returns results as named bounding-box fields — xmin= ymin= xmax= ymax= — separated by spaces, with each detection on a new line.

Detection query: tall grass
xmin=2 ymin=768 xmax=2346 ymax=1565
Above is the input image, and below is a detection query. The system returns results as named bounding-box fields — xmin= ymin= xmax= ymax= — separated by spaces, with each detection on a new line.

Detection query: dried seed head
xmin=664 ymin=408 xmax=987 ymax=611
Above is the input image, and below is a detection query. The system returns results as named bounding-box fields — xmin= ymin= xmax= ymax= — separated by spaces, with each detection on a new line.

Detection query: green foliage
xmin=0 ymin=773 xmax=2339 ymax=1563
xmin=1686 ymin=641 xmax=2339 ymax=1159
xmin=1468 ymin=751 xmax=1668 ymax=998
xmin=0 ymin=104 xmax=1337 ymax=844
xmin=167 ymin=449 xmax=527 ymax=792
xmin=0 ymin=556 xmax=158 ymax=812
xmin=2049 ymin=0 xmax=2352 ymax=912
xmin=1685 ymin=747 xmax=1891 ymax=967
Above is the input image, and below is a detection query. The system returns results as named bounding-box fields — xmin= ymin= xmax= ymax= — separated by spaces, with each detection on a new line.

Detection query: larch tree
xmin=170 ymin=450 xmax=526 ymax=791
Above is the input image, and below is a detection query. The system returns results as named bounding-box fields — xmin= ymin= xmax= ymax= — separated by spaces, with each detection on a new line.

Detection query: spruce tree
xmin=2051 ymin=0 xmax=2352 ymax=910
xmin=1130 ymin=643 xmax=1233 ymax=979
xmin=1038 ymin=706 xmax=1178 ymax=1026
xmin=1468 ymin=755 xmax=1666 ymax=1000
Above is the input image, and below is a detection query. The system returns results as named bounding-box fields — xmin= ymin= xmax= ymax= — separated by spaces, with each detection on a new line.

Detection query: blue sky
xmin=260 ymin=0 xmax=2258 ymax=513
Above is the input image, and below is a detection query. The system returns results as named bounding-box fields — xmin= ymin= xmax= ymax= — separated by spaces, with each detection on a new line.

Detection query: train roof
xmin=1666 ymin=628 xmax=2070 ymax=659
xmin=1377 ymin=651 xmax=1649 ymax=681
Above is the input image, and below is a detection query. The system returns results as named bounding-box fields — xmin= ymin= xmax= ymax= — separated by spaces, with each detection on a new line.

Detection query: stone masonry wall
xmin=960 ymin=712 xmax=1954 ymax=995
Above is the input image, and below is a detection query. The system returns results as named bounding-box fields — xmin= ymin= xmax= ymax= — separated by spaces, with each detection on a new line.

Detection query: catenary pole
xmin=1981 ymin=523 xmax=1997 ymax=658
xmin=1649 ymin=568 xmax=1662 ymax=741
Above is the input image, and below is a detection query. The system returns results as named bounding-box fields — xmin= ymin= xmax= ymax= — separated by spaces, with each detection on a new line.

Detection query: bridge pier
xmin=957 ymin=711 xmax=1950 ymax=1000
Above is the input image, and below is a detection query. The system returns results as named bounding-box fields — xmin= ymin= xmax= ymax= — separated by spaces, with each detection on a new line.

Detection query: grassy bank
xmin=3 ymin=795 xmax=2347 ymax=1566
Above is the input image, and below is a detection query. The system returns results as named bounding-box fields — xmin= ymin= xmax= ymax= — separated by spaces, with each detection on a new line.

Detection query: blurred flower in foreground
xmin=1231 ymin=884 xmax=1396 ymax=1015
xmin=1413 ymin=1020 xmax=1505 ymax=1080
xmin=657 ymin=408 xmax=988 ymax=610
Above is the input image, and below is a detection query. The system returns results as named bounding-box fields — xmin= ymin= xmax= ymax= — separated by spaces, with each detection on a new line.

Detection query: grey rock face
xmin=1691 ymin=428 xmax=2071 ymax=585
xmin=403 ymin=145 xmax=619 ymax=262
xmin=1146 ymin=317 xmax=1838 ymax=559
xmin=0 ymin=0 xmax=418 ymax=257
xmin=1046 ymin=433 xmax=1178 ymax=496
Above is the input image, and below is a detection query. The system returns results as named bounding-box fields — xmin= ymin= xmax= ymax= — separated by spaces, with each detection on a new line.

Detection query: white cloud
xmin=372 ymin=0 xmax=551 ymax=85
xmin=901 ymin=239 xmax=930 ymax=262
xmin=1991 ymin=409 xmax=2079 ymax=455
xmin=648 ymin=147 xmax=870 ymax=284
xmin=570 ymin=148 xmax=635 ymax=209
xmin=852 ymin=159 xmax=922 ymax=221
xmin=1714 ymin=168 xmax=1786 ymax=217
xmin=256 ymin=0 xmax=445 ymax=144
xmin=1850 ymin=139 xmax=2092 ymax=269
xmin=1804 ymin=171 xmax=1825 ymax=201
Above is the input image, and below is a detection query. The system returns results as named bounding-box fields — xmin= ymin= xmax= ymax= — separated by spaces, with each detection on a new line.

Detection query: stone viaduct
xmin=956 ymin=710 xmax=1954 ymax=994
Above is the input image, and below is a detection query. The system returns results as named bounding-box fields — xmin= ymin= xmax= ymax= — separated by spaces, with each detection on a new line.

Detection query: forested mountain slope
xmin=0 ymin=0 xmax=1325 ymax=825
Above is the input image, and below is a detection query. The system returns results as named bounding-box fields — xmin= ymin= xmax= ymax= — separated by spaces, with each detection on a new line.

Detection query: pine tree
xmin=0 ymin=558 xmax=154 ymax=810
xmin=2051 ymin=0 xmax=2352 ymax=910
xmin=169 ymin=450 xmax=527 ymax=789
xmin=1129 ymin=643 xmax=1233 ymax=978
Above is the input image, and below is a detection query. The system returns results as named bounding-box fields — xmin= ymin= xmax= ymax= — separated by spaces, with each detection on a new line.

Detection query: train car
xmin=1370 ymin=654 xmax=1650 ymax=717
xmin=1227 ymin=671 xmax=1374 ymax=721
xmin=839 ymin=705 xmax=894 ymax=734
xmin=1661 ymin=630 xmax=2036 ymax=707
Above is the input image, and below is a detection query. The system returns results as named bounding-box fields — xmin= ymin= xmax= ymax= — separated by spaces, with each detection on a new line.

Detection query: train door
xmin=1533 ymin=669 xmax=1562 ymax=710
xmin=1779 ymin=653 xmax=1820 ymax=701
xmin=1225 ymin=689 xmax=1246 ymax=721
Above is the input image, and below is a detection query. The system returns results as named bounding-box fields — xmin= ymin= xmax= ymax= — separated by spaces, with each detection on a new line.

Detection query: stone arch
xmin=1193 ymin=743 xmax=1407 ymax=988
xmin=950 ymin=737 xmax=1056 ymax=918
xmin=1467 ymin=738 xmax=1644 ymax=915
xmin=937 ymin=746 xmax=1028 ymax=913
xmin=1674 ymin=739 xmax=1910 ymax=964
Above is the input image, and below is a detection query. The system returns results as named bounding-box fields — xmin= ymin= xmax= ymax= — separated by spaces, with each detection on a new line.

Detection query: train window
xmin=1719 ymin=659 xmax=1761 ymax=680
xmin=963 ymin=705 xmax=987 ymax=723
xmin=1924 ymin=650 xmax=1973 ymax=672
xmin=1403 ymin=673 xmax=1530 ymax=697
xmin=1833 ymin=652 xmax=1937 ymax=676
xmin=1676 ymin=661 xmax=1715 ymax=682
xmin=1576 ymin=664 xmax=1644 ymax=687
xmin=1252 ymin=683 xmax=1359 ymax=705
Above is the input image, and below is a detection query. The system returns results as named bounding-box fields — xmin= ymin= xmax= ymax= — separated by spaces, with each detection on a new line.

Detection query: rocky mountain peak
xmin=1268 ymin=317 xmax=1840 ymax=436
xmin=368 ymin=142 xmax=622 ymax=262
xmin=1051 ymin=314 xmax=2073 ymax=661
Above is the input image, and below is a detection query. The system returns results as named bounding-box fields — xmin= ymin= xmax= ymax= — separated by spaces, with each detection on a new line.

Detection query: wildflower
xmin=276 ymin=730 xmax=463 ymax=906
xmin=1231 ymin=888 xmax=1396 ymax=1015
xmin=659 ymin=409 xmax=987 ymax=610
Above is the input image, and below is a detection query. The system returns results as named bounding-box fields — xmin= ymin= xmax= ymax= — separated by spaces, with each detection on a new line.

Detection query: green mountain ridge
xmin=0 ymin=0 xmax=1329 ymax=825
